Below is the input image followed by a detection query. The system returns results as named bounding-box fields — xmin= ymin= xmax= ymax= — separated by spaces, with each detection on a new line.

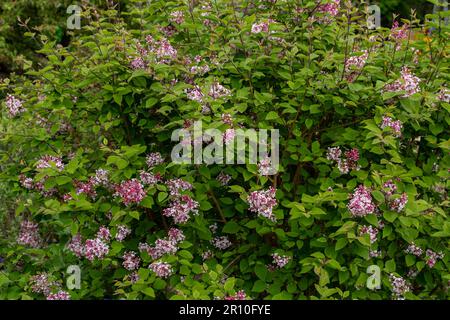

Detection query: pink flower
xmin=390 ymin=21 xmax=409 ymax=42
xmin=84 ymin=238 xmax=109 ymax=261
xmin=170 ymin=11 xmax=184 ymax=24
xmin=5 ymin=94 xmax=25 ymax=117
xmin=122 ymin=251 xmax=141 ymax=271
xmin=91 ymin=169 xmax=110 ymax=187
xmin=185 ymin=86 xmax=204 ymax=102
xmin=67 ymin=234 xmax=84 ymax=258
xmin=217 ymin=172 xmax=231 ymax=186
xmin=438 ymin=88 xmax=450 ymax=103
xmin=223 ymin=128 xmax=235 ymax=145
xmin=36 ymin=155 xmax=64 ymax=171
xmin=130 ymin=57 xmax=146 ymax=70
xmin=251 ymin=21 xmax=270 ymax=34
xmin=149 ymin=262 xmax=173 ymax=278
xmin=384 ymin=67 xmax=421 ymax=97
xmin=146 ymin=152 xmax=165 ymax=168
xmin=425 ymin=249 xmax=444 ymax=268
xmin=271 ymin=253 xmax=290 ymax=269
xmin=167 ymin=228 xmax=185 ymax=243
xmin=258 ymin=156 xmax=274 ymax=176
xmin=326 ymin=147 xmax=342 ymax=161
xmin=211 ymin=236 xmax=232 ymax=250
xmin=115 ymin=225 xmax=131 ymax=242
xmin=380 ymin=116 xmax=403 ymax=137
xmin=19 ymin=174 xmax=34 ymax=189
xmin=317 ymin=0 xmax=341 ymax=17
xmin=389 ymin=274 xmax=410 ymax=298
xmin=46 ymin=290 xmax=70 ymax=300
xmin=74 ymin=179 xmax=97 ymax=199
xmin=30 ymin=273 xmax=53 ymax=295
xmin=17 ymin=220 xmax=41 ymax=248
xmin=166 ymin=178 xmax=193 ymax=196
xmin=225 ymin=290 xmax=247 ymax=300
xmin=162 ymin=195 xmax=199 ymax=224
xmin=139 ymin=171 xmax=161 ymax=186
xmin=347 ymin=185 xmax=376 ymax=217
xmin=96 ymin=226 xmax=111 ymax=241
xmin=389 ymin=193 xmax=408 ymax=212
xmin=115 ymin=179 xmax=146 ymax=206
xmin=405 ymin=243 xmax=423 ymax=257
xmin=209 ymin=82 xmax=231 ymax=99
xmin=359 ymin=225 xmax=379 ymax=244
xmin=202 ymin=250 xmax=213 ymax=260
xmin=247 ymin=187 xmax=278 ymax=221
xmin=383 ymin=180 xmax=397 ymax=197
xmin=221 ymin=113 xmax=233 ymax=125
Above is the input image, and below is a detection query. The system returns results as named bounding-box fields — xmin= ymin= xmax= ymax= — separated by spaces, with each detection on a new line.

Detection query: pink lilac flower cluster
xmin=247 ymin=187 xmax=278 ymax=221
xmin=185 ymin=85 xmax=204 ymax=102
xmin=19 ymin=174 xmax=34 ymax=189
xmin=46 ymin=290 xmax=71 ymax=300
xmin=67 ymin=234 xmax=84 ymax=258
xmin=166 ymin=178 xmax=193 ymax=196
xmin=389 ymin=193 xmax=408 ymax=212
xmin=122 ymin=251 xmax=141 ymax=271
xmin=390 ymin=21 xmax=409 ymax=42
xmin=315 ymin=0 xmax=340 ymax=22
xmin=425 ymin=249 xmax=444 ymax=268
xmin=380 ymin=116 xmax=403 ymax=137
xmin=209 ymin=223 xmax=218 ymax=234
xmin=163 ymin=195 xmax=199 ymax=224
xmin=382 ymin=180 xmax=398 ymax=197
xmin=221 ymin=113 xmax=233 ymax=126
xmin=216 ymin=172 xmax=232 ymax=186
xmin=149 ymin=262 xmax=173 ymax=278
xmin=326 ymin=147 xmax=360 ymax=174
xmin=258 ymin=156 xmax=274 ymax=176
xmin=345 ymin=50 xmax=368 ymax=82
xmin=96 ymin=226 xmax=111 ymax=241
xmin=210 ymin=236 xmax=232 ymax=250
xmin=91 ymin=169 xmax=110 ymax=187
xmin=68 ymin=227 xmax=111 ymax=261
xmin=359 ymin=225 xmax=379 ymax=244
xmin=389 ymin=274 xmax=411 ymax=299
xmin=5 ymin=94 xmax=25 ymax=117
xmin=223 ymin=128 xmax=236 ymax=145
xmin=170 ymin=11 xmax=184 ymax=24
xmin=251 ymin=21 xmax=270 ymax=34
xmin=115 ymin=225 xmax=131 ymax=242
xmin=74 ymin=179 xmax=97 ymax=199
xmin=84 ymin=238 xmax=109 ymax=261
xmin=17 ymin=220 xmax=41 ymax=248
xmin=224 ymin=290 xmax=247 ymax=300
xmin=36 ymin=155 xmax=65 ymax=171
xmin=437 ymin=88 xmax=450 ymax=103
xmin=146 ymin=152 xmax=165 ymax=168
xmin=130 ymin=57 xmax=146 ymax=70
xmin=127 ymin=272 xmax=140 ymax=284
xmin=202 ymin=250 xmax=214 ymax=260
xmin=384 ymin=66 xmax=421 ymax=97
xmin=114 ymin=179 xmax=146 ymax=206
xmin=139 ymin=171 xmax=161 ymax=186
xmin=168 ymin=227 xmax=185 ymax=243
xmin=209 ymin=82 xmax=231 ymax=99
xmin=139 ymin=228 xmax=184 ymax=259
xmin=30 ymin=273 xmax=54 ymax=295
xmin=271 ymin=253 xmax=291 ymax=269
xmin=405 ymin=243 xmax=423 ymax=256
xmin=347 ymin=185 xmax=376 ymax=217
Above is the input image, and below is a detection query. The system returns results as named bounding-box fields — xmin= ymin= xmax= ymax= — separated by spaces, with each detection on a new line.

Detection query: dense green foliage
xmin=0 ymin=0 xmax=449 ymax=300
